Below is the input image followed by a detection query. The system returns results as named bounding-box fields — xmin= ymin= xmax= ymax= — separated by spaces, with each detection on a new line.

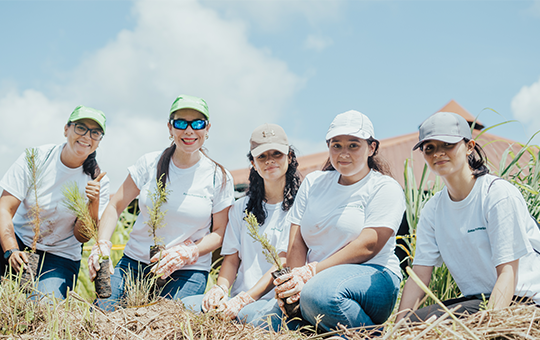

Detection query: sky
xmin=1 ymin=0 xmax=540 ymax=191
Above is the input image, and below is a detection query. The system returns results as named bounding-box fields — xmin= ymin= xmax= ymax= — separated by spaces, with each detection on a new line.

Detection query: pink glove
xmin=202 ymin=284 xmax=229 ymax=312
xmin=151 ymin=239 xmax=199 ymax=279
xmin=274 ymin=262 xmax=317 ymax=304
xmin=218 ymin=292 xmax=255 ymax=320
xmin=88 ymin=240 xmax=114 ymax=281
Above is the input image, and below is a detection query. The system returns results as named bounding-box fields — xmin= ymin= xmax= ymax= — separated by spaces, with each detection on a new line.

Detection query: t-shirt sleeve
xmin=98 ymin=173 xmax=111 ymax=218
xmin=0 ymin=151 xmax=29 ymax=201
xmin=212 ymin=168 xmax=235 ymax=214
xmin=413 ymin=198 xmax=443 ymax=267
xmin=221 ymin=199 xmax=244 ymax=256
xmin=287 ymin=174 xmax=311 ymax=225
xmin=363 ymin=179 xmax=406 ymax=233
xmin=127 ymin=153 xmax=154 ymax=190
xmin=486 ymin=193 xmax=533 ymax=267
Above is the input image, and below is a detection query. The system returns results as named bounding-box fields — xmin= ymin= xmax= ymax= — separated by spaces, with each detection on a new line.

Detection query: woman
xmin=274 ymin=110 xmax=406 ymax=332
xmin=91 ymin=94 xmax=234 ymax=310
xmin=182 ymin=123 xmax=300 ymax=327
xmin=0 ymin=105 xmax=110 ymax=299
xmin=397 ymin=112 xmax=540 ymax=323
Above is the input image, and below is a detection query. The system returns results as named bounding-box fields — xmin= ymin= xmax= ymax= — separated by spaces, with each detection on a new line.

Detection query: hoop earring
xmin=169 ymin=135 xmax=174 ymax=141
xmin=205 ymin=134 xmax=209 ymax=140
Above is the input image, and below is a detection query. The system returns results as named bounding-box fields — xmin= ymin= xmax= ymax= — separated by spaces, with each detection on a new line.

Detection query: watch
xmin=3 ymin=249 xmax=18 ymax=261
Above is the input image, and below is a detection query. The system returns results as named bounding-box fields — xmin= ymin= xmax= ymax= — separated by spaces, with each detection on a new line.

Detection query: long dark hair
xmin=464 ymin=138 xmax=489 ymax=178
xmin=246 ymin=147 xmax=301 ymax=225
xmin=322 ymin=137 xmax=391 ymax=176
xmin=67 ymin=122 xmax=101 ymax=180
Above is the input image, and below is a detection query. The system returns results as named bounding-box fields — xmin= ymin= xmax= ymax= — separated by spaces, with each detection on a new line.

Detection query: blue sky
xmin=1 ymin=0 xmax=540 ymax=191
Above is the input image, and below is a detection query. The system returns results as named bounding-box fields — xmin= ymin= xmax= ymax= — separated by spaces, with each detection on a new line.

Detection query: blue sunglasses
xmin=170 ymin=119 xmax=208 ymax=130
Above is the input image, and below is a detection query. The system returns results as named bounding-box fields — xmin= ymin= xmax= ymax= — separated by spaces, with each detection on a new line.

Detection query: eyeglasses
xmin=70 ymin=122 xmax=104 ymax=141
xmin=170 ymin=119 xmax=208 ymax=130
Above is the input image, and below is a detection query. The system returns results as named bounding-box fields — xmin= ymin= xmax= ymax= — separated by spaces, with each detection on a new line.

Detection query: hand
xmin=88 ymin=240 xmax=113 ymax=281
xmin=274 ymin=262 xmax=317 ymax=304
xmin=202 ymin=284 xmax=229 ymax=312
xmin=7 ymin=249 xmax=27 ymax=272
xmin=217 ymin=292 xmax=255 ymax=320
xmin=86 ymin=172 xmax=106 ymax=203
xmin=151 ymin=239 xmax=199 ymax=279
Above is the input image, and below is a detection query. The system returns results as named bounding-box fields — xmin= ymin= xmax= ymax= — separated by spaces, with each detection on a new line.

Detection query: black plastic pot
xmin=95 ymin=259 xmax=112 ymax=298
xmin=272 ymin=266 xmax=302 ymax=319
xmin=21 ymin=252 xmax=40 ymax=292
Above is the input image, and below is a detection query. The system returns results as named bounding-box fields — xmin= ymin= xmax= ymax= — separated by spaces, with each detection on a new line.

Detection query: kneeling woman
xmin=397 ymin=112 xmax=540 ymax=322
xmin=183 ymin=123 xmax=300 ymax=326
xmin=90 ymin=95 xmax=234 ymax=310
xmin=0 ymin=106 xmax=109 ymax=299
xmin=275 ymin=110 xmax=406 ymax=332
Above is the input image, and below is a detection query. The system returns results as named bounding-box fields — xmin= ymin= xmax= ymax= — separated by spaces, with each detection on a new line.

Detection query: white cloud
xmin=303 ymin=34 xmax=333 ymax=52
xmin=0 ymin=0 xmax=303 ymax=191
xmin=204 ymin=0 xmax=345 ymax=31
xmin=511 ymin=76 xmax=540 ymax=144
xmin=527 ymin=0 xmax=540 ymax=17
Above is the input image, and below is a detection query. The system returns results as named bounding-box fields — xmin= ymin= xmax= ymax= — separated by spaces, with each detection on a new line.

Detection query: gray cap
xmin=326 ymin=110 xmax=374 ymax=141
xmin=250 ymin=123 xmax=289 ymax=157
xmin=413 ymin=112 xmax=472 ymax=150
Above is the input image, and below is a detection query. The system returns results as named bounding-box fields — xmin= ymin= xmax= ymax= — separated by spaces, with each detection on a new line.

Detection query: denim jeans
xmin=0 ymin=236 xmax=80 ymax=300
xmin=300 ymin=264 xmax=400 ymax=332
xmin=182 ymin=294 xmax=306 ymax=332
xmin=97 ymin=255 xmax=208 ymax=311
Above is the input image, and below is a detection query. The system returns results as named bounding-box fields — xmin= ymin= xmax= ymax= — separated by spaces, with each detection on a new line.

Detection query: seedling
xmin=62 ymin=181 xmax=111 ymax=297
xmin=244 ymin=211 xmax=283 ymax=271
xmin=145 ymin=174 xmax=170 ymax=249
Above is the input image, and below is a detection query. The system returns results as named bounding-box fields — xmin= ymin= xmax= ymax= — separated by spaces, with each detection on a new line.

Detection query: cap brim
xmin=326 ymin=127 xmax=371 ymax=141
xmin=413 ymin=135 xmax=465 ymax=150
xmin=251 ymin=144 xmax=289 ymax=158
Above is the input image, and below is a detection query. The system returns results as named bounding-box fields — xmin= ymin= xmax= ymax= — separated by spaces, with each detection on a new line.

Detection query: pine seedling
xmin=62 ymin=182 xmax=107 ymax=260
xmin=244 ymin=211 xmax=283 ymax=271
xmin=145 ymin=174 xmax=170 ymax=246
xmin=25 ymin=148 xmax=44 ymax=253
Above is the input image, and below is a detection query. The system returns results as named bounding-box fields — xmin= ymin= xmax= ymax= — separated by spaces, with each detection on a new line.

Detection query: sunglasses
xmin=170 ymin=119 xmax=208 ymax=130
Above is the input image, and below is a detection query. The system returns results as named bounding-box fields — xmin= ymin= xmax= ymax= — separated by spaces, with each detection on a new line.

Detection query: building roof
xmin=230 ymin=100 xmax=526 ymax=189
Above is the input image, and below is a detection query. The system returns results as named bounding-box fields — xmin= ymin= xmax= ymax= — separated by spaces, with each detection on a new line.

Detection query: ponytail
xmin=82 ymin=151 xmax=101 ymax=180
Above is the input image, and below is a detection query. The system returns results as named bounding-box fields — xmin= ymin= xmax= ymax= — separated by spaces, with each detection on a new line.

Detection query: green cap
xmin=169 ymin=95 xmax=209 ymax=120
xmin=68 ymin=105 xmax=107 ymax=133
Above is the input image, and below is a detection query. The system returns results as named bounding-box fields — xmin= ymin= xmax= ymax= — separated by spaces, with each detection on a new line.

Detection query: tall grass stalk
xmin=123 ymin=266 xmax=162 ymax=308
xmin=25 ymin=147 xmax=44 ymax=252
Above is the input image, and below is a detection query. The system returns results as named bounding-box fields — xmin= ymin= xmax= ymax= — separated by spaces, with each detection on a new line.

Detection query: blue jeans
xmin=97 ymin=255 xmax=208 ymax=311
xmin=300 ymin=264 xmax=401 ymax=332
xmin=0 ymin=236 xmax=80 ymax=300
xmin=182 ymin=294 xmax=306 ymax=331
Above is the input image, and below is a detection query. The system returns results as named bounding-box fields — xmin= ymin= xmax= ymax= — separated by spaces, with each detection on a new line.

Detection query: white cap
xmin=326 ymin=110 xmax=375 ymax=141
xmin=250 ymin=123 xmax=289 ymax=157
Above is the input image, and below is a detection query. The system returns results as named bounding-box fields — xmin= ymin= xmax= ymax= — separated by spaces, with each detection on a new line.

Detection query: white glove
xmin=202 ymin=284 xmax=229 ymax=312
xmin=151 ymin=239 xmax=199 ymax=279
xmin=88 ymin=240 xmax=113 ymax=281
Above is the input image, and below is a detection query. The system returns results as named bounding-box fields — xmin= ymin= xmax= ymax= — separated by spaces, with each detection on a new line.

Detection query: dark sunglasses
xmin=170 ymin=119 xmax=208 ymax=130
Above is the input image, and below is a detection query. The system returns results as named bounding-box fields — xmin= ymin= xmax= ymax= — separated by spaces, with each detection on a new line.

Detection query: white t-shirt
xmin=0 ymin=143 xmax=110 ymax=261
xmin=413 ymin=174 xmax=540 ymax=304
xmin=221 ymin=196 xmax=290 ymax=300
xmin=288 ymin=170 xmax=405 ymax=278
xmin=123 ymin=151 xmax=235 ymax=271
